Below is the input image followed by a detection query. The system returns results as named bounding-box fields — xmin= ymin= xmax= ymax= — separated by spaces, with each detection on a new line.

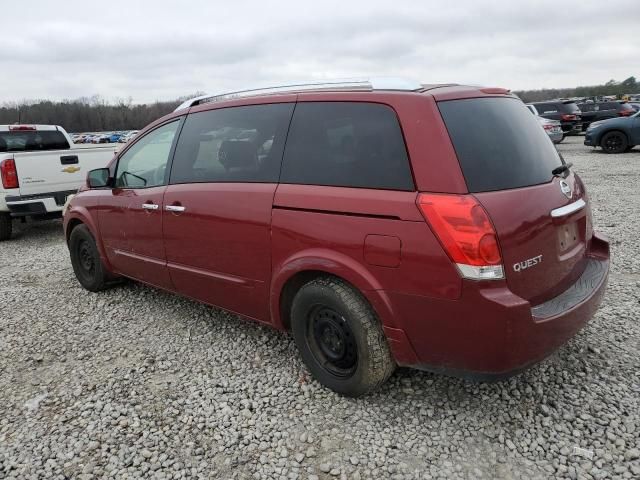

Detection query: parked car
xmin=109 ymin=133 xmax=122 ymax=143
xmin=63 ymin=80 xmax=610 ymax=397
xmin=629 ymin=103 xmax=640 ymax=112
xmin=119 ymin=130 xmax=138 ymax=143
xmin=584 ymin=109 xmax=640 ymax=153
xmin=0 ymin=124 xmax=117 ymax=240
xmin=528 ymin=100 xmax=583 ymax=135
xmin=577 ymin=101 xmax=636 ymax=130
xmin=526 ymin=105 xmax=563 ymax=143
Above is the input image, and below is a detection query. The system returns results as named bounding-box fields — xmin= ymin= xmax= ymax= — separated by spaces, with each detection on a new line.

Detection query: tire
xmin=290 ymin=277 xmax=395 ymax=397
xmin=600 ymin=131 xmax=628 ymax=154
xmin=69 ymin=224 xmax=111 ymax=292
xmin=0 ymin=213 xmax=12 ymax=241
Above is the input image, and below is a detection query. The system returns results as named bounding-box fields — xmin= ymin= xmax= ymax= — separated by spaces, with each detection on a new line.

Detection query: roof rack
xmin=174 ymin=77 xmax=425 ymax=111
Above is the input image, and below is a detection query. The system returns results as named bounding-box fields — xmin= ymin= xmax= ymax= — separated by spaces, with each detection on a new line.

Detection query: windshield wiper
xmin=552 ymin=162 xmax=573 ymax=177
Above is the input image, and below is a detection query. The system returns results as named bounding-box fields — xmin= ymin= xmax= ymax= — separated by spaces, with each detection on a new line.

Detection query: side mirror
xmin=87 ymin=168 xmax=111 ymax=188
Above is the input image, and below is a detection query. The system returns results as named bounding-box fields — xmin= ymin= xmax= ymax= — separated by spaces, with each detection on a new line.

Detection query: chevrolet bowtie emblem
xmin=62 ymin=166 xmax=81 ymax=173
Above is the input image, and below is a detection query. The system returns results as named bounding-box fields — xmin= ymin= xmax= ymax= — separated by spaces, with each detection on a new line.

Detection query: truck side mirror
xmin=87 ymin=168 xmax=111 ymax=188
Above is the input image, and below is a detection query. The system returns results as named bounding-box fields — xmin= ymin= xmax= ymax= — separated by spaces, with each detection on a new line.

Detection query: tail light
xmin=542 ymin=124 xmax=554 ymax=131
xmin=1 ymin=158 xmax=19 ymax=189
xmin=619 ymin=110 xmax=634 ymax=117
xmin=417 ymin=193 xmax=504 ymax=280
xmin=561 ymin=114 xmax=577 ymax=121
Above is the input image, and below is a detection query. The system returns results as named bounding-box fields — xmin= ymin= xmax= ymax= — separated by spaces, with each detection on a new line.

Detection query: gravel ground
xmin=0 ymin=136 xmax=638 ymax=480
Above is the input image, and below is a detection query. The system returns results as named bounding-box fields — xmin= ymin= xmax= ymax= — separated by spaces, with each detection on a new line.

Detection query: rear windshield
xmin=561 ymin=102 xmax=581 ymax=114
xmin=0 ymin=130 xmax=70 ymax=152
xmin=438 ymin=97 xmax=563 ymax=193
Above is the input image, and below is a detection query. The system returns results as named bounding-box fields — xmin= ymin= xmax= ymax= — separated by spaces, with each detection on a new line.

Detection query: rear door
xmin=162 ymin=101 xmax=295 ymax=322
xmin=438 ymin=97 xmax=590 ymax=304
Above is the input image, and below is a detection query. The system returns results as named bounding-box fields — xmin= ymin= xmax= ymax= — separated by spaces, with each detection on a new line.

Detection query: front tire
xmin=600 ymin=131 xmax=628 ymax=154
xmin=69 ymin=225 xmax=111 ymax=292
xmin=291 ymin=277 xmax=395 ymax=397
xmin=0 ymin=213 xmax=12 ymax=241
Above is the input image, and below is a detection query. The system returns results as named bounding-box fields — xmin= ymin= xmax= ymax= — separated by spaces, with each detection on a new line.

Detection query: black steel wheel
xmin=600 ymin=131 xmax=628 ymax=154
xmin=69 ymin=224 xmax=112 ymax=292
xmin=291 ymin=277 xmax=395 ymax=397
xmin=307 ymin=306 xmax=358 ymax=378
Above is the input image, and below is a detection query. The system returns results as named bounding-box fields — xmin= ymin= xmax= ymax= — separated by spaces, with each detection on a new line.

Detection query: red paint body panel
xmin=63 ymin=85 xmax=611 ymax=380
xmin=162 ymin=183 xmax=276 ymax=322
xmin=474 ymin=172 xmax=589 ymax=305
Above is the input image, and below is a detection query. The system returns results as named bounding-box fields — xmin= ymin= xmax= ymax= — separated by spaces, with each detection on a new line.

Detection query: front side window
xmin=280 ymin=102 xmax=414 ymax=190
xmin=170 ymin=103 xmax=294 ymax=184
xmin=115 ymin=121 xmax=180 ymax=188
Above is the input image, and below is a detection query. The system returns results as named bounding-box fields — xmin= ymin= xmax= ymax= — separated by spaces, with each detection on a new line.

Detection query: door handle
xmin=165 ymin=205 xmax=186 ymax=212
xmin=60 ymin=155 xmax=79 ymax=165
xmin=142 ymin=203 xmax=159 ymax=210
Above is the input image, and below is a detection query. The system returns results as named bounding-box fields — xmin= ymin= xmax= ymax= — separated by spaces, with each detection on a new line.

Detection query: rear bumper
xmin=4 ymin=190 xmax=76 ymax=217
xmin=561 ymin=121 xmax=583 ymax=134
xmin=386 ymin=233 xmax=609 ymax=379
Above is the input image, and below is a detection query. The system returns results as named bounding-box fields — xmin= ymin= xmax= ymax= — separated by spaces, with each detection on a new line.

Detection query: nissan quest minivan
xmin=63 ymin=79 xmax=609 ymax=397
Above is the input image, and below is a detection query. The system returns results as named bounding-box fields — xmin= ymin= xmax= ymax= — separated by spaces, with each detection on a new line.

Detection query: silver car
xmin=526 ymin=104 xmax=563 ymax=144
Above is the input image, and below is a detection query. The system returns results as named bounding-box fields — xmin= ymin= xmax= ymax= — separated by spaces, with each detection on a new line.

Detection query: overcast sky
xmin=2 ymin=0 xmax=638 ymax=104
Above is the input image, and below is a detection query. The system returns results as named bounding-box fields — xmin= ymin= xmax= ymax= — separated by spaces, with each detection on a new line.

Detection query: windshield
xmin=438 ymin=97 xmax=563 ymax=193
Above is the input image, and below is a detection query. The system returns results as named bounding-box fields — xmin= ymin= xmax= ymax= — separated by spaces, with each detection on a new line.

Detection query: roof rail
xmin=174 ymin=77 xmax=424 ymax=111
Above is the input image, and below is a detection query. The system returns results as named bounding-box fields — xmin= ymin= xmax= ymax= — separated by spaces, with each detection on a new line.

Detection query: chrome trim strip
xmin=165 ymin=205 xmax=185 ymax=212
xmin=174 ymin=77 xmax=423 ymax=111
xmin=550 ymin=198 xmax=586 ymax=218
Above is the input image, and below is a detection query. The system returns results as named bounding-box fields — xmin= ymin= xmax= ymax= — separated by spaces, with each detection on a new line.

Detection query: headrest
xmin=218 ymin=140 xmax=257 ymax=169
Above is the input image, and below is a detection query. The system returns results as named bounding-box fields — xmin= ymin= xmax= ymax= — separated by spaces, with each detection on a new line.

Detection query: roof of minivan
xmin=174 ymin=79 xmax=514 ymax=111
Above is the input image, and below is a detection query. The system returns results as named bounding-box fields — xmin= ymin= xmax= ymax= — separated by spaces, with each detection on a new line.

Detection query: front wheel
xmin=600 ymin=131 xmax=628 ymax=154
xmin=291 ymin=277 xmax=395 ymax=397
xmin=69 ymin=224 xmax=112 ymax=292
xmin=0 ymin=213 xmax=12 ymax=241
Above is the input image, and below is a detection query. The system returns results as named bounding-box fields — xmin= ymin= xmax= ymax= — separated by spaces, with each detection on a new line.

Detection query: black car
xmin=577 ymin=101 xmax=636 ymax=130
xmin=528 ymin=100 xmax=582 ymax=135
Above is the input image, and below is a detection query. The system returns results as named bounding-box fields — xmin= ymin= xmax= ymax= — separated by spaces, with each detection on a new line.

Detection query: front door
xmin=162 ymin=101 xmax=295 ymax=322
xmin=99 ymin=119 xmax=181 ymax=289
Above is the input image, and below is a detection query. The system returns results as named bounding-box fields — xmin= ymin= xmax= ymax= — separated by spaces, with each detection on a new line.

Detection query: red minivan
xmin=63 ymin=80 xmax=609 ymax=397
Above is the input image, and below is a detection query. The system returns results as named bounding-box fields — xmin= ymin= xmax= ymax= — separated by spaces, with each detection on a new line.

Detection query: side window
xmin=280 ymin=102 xmax=414 ymax=191
xmin=115 ymin=121 xmax=180 ymax=188
xmin=170 ymin=103 xmax=294 ymax=184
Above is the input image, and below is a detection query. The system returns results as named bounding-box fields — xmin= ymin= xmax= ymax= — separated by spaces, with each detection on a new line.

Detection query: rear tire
xmin=291 ymin=277 xmax=395 ymax=397
xmin=69 ymin=225 xmax=111 ymax=292
xmin=0 ymin=213 xmax=12 ymax=241
xmin=600 ymin=131 xmax=628 ymax=154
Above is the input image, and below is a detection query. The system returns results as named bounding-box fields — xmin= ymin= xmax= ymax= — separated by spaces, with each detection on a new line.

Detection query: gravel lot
xmin=1 ymin=136 xmax=638 ymax=480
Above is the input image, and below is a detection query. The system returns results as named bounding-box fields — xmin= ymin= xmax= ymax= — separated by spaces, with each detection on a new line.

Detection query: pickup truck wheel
xmin=0 ymin=213 xmax=12 ymax=241
xmin=69 ymin=225 xmax=110 ymax=292
xmin=600 ymin=131 xmax=628 ymax=154
xmin=290 ymin=277 xmax=395 ymax=397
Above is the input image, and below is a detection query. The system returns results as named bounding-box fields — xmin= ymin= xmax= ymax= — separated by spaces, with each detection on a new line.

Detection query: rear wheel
xmin=69 ymin=225 xmax=111 ymax=292
xmin=600 ymin=131 xmax=628 ymax=154
xmin=291 ymin=277 xmax=395 ymax=397
xmin=0 ymin=213 xmax=12 ymax=241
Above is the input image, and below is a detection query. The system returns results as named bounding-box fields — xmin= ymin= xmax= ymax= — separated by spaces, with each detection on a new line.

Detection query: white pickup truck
xmin=0 ymin=124 xmax=117 ymax=240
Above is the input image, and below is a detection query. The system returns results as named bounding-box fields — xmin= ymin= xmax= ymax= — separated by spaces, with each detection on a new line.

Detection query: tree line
xmin=1 ymin=77 xmax=637 ymax=131
xmin=515 ymin=76 xmax=638 ymax=103
xmin=0 ymin=96 xmax=189 ymax=133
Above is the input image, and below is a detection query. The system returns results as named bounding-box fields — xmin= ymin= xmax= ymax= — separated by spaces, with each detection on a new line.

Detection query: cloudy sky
xmin=2 ymin=0 xmax=638 ymax=104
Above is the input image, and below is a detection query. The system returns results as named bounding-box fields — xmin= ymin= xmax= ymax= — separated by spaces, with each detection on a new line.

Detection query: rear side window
xmin=0 ymin=130 xmax=70 ymax=152
xmin=170 ymin=103 xmax=294 ymax=184
xmin=280 ymin=102 xmax=414 ymax=191
xmin=438 ymin=97 xmax=562 ymax=193
xmin=560 ymin=102 xmax=581 ymax=114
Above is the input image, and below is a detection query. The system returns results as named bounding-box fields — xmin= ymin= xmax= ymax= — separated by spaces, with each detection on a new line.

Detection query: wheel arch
xmin=64 ymin=208 xmax=113 ymax=272
xmin=270 ymin=249 xmax=397 ymax=332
